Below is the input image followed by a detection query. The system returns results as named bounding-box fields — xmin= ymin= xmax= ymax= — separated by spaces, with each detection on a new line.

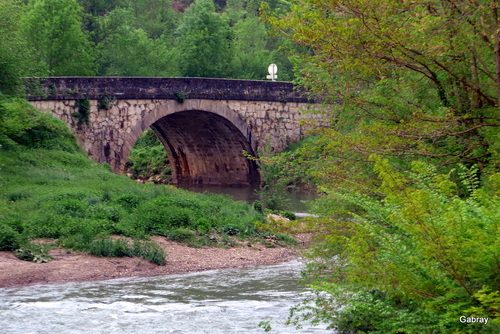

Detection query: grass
xmin=0 ymin=97 xmax=295 ymax=264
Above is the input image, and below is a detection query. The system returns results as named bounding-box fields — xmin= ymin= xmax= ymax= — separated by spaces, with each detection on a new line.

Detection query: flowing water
xmin=0 ymin=260 xmax=331 ymax=334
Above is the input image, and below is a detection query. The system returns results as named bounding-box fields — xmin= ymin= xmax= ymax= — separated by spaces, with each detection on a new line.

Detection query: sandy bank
xmin=0 ymin=236 xmax=303 ymax=289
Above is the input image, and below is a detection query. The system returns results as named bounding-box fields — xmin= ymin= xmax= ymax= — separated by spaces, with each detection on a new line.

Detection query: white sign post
xmin=266 ymin=63 xmax=277 ymax=81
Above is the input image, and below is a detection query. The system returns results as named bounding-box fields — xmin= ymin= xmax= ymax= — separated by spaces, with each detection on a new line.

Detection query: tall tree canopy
xmin=176 ymin=0 xmax=233 ymax=77
xmin=0 ymin=0 xmax=31 ymax=96
xmin=265 ymin=0 xmax=500 ymax=187
xmin=97 ymin=7 xmax=180 ymax=76
xmin=22 ymin=0 xmax=96 ymax=76
xmin=263 ymin=0 xmax=500 ymax=332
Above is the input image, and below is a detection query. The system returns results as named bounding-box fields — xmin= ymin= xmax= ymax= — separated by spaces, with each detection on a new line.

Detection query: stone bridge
xmin=26 ymin=77 xmax=318 ymax=186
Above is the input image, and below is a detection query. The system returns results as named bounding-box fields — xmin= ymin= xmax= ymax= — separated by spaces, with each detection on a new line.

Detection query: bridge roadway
xmin=27 ymin=77 xmax=319 ymax=186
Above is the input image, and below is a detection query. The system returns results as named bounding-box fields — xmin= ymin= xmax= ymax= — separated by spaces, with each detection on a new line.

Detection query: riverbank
xmin=0 ymin=236 xmax=309 ymax=289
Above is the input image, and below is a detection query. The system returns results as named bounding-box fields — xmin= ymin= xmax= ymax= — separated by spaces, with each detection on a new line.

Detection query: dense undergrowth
xmin=125 ymin=129 xmax=172 ymax=183
xmin=0 ymin=97 xmax=290 ymax=265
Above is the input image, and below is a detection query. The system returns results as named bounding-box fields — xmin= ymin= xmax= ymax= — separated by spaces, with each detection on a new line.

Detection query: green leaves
xmin=265 ymin=0 xmax=500 ymax=175
xmin=176 ymin=0 xmax=233 ymax=78
xmin=22 ymin=0 xmax=96 ymax=76
xmin=301 ymin=160 xmax=500 ymax=331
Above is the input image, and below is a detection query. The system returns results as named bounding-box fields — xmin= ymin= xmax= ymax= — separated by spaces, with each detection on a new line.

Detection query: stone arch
xmin=119 ymin=99 xmax=260 ymax=186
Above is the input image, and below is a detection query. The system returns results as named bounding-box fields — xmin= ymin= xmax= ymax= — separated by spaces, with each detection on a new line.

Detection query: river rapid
xmin=0 ymin=260 xmax=331 ymax=334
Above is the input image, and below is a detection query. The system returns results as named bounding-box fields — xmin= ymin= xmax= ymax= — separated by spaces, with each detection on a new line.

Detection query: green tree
xmin=97 ymin=8 xmax=180 ymax=76
xmin=176 ymin=0 xmax=233 ymax=77
xmin=0 ymin=0 xmax=31 ymax=96
xmin=290 ymin=160 xmax=500 ymax=332
xmin=22 ymin=0 xmax=96 ymax=76
xmin=263 ymin=0 xmax=500 ymax=331
xmin=264 ymin=0 xmax=500 ymax=185
xmin=130 ymin=0 xmax=178 ymax=39
xmin=226 ymin=0 xmax=262 ymax=21
xmin=230 ymin=16 xmax=274 ymax=79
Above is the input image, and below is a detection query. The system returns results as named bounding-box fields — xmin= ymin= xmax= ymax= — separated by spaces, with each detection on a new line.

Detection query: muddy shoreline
xmin=0 ymin=236 xmax=304 ymax=289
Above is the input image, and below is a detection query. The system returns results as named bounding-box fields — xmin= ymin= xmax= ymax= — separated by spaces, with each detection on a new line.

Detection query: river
xmin=0 ymin=260 xmax=331 ymax=333
xmin=182 ymin=185 xmax=316 ymax=213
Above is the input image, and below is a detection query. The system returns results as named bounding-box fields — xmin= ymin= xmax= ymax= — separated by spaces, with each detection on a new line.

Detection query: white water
xmin=0 ymin=260 xmax=332 ymax=333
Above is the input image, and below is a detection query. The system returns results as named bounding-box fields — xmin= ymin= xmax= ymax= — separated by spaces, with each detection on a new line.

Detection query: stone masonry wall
xmin=27 ymin=77 xmax=320 ymax=185
xmin=29 ymin=98 xmax=318 ymax=184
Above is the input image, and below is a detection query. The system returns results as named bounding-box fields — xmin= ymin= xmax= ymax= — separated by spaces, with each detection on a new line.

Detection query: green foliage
xmin=73 ymin=97 xmax=91 ymax=128
xmin=125 ymin=129 xmax=171 ymax=182
xmin=0 ymin=98 xmax=81 ymax=153
xmin=0 ymin=225 xmax=24 ymax=251
xmin=194 ymin=218 xmax=211 ymax=233
xmin=21 ymin=0 xmax=96 ymax=76
xmin=248 ymin=137 xmax=321 ymax=211
xmin=259 ymin=2 xmax=500 ymax=332
xmin=62 ymin=235 xmax=167 ymax=265
xmin=0 ymin=1 xmax=32 ymax=96
xmin=98 ymin=95 xmax=116 ymax=110
xmin=96 ymin=7 xmax=180 ymax=76
xmin=14 ymin=243 xmax=53 ymax=263
xmin=129 ymin=0 xmax=178 ymax=39
xmin=174 ymin=91 xmax=187 ymax=103
xmin=294 ymin=159 xmax=500 ymax=332
xmin=264 ymin=0 xmax=500 ymax=193
xmin=167 ymin=227 xmax=195 ymax=242
xmin=230 ymin=16 xmax=275 ymax=79
xmin=0 ymin=97 xmax=270 ymax=265
xmin=134 ymin=239 xmax=167 ymax=265
xmin=176 ymin=0 xmax=233 ymax=77
xmin=281 ymin=211 xmax=296 ymax=220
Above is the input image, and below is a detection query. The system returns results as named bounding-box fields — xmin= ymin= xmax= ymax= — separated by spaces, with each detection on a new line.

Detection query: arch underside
xmin=150 ymin=110 xmax=260 ymax=186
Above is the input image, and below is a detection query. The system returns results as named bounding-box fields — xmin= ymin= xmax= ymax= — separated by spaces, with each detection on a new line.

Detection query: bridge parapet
xmin=25 ymin=77 xmax=313 ymax=103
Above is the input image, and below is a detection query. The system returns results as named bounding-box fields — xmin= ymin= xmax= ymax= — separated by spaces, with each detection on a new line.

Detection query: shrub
xmin=14 ymin=243 xmax=53 ymax=263
xmin=0 ymin=224 xmax=23 ymax=251
xmin=134 ymin=240 xmax=166 ymax=266
xmin=253 ymin=200 xmax=263 ymax=213
xmin=194 ymin=218 xmax=212 ymax=233
xmin=167 ymin=228 xmax=195 ymax=243
xmin=6 ymin=190 xmax=31 ymax=202
xmin=281 ymin=211 xmax=296 ymax=220
xmin=51 ymin=198 xmax=87 ymax=217
xmin=116 ymin=192 xmax=143 ymax=211
xmin=25 ymin=215 xmax=68 ymax=239
xmin=222 ymin=225 xmax=239 ymax=236
xmin=1 ymin=98 xmax=80 ymax=153
xmin=293 ymin=159 xmax=500 ymax=332
xmin=88 ymin=237 xmax=134 ymax=257
xmin=133 ymin=201 xmax=193 ymax=234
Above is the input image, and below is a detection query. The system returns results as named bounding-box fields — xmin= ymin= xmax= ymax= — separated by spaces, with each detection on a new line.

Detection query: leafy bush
xmin=133 ymin=239 xmax=167 ymax=266
xmin=0 ymin=224 xmax=23 ymax=251
xmin=87 ymin=237 xmax=135 ymax=257
xmin=125 ymin=129 xmax=171 ymax=181
xmin=222 ymin=225 xmax=239 ymax=236
xmin=14 ymin=243 xmax=53 ymax=263
xmin=167 ymin=228 xmax=195 ymax=243
xmin=6 ymin=190 xmax=30 ymax=202
xmin=281 ymin=211 xmax=296 ymax=220
xmin=194 ymin=218 xmax=212 ymax=233
xmin=0 ymin=98 xmax=80 ymax=153
xmin=116 ymin=192 xmax=143 ymax=211
xmin=132 ymin=201 xmax=193 ymax=235
xmin=294 ymin=158 xmax=500 ymax=332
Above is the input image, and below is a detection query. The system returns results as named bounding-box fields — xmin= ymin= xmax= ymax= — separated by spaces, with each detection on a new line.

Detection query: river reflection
xmin=181 ymin=185 xmax=316 ymax=213
xmin=0 ymin=260 xmax=331 ymax=333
